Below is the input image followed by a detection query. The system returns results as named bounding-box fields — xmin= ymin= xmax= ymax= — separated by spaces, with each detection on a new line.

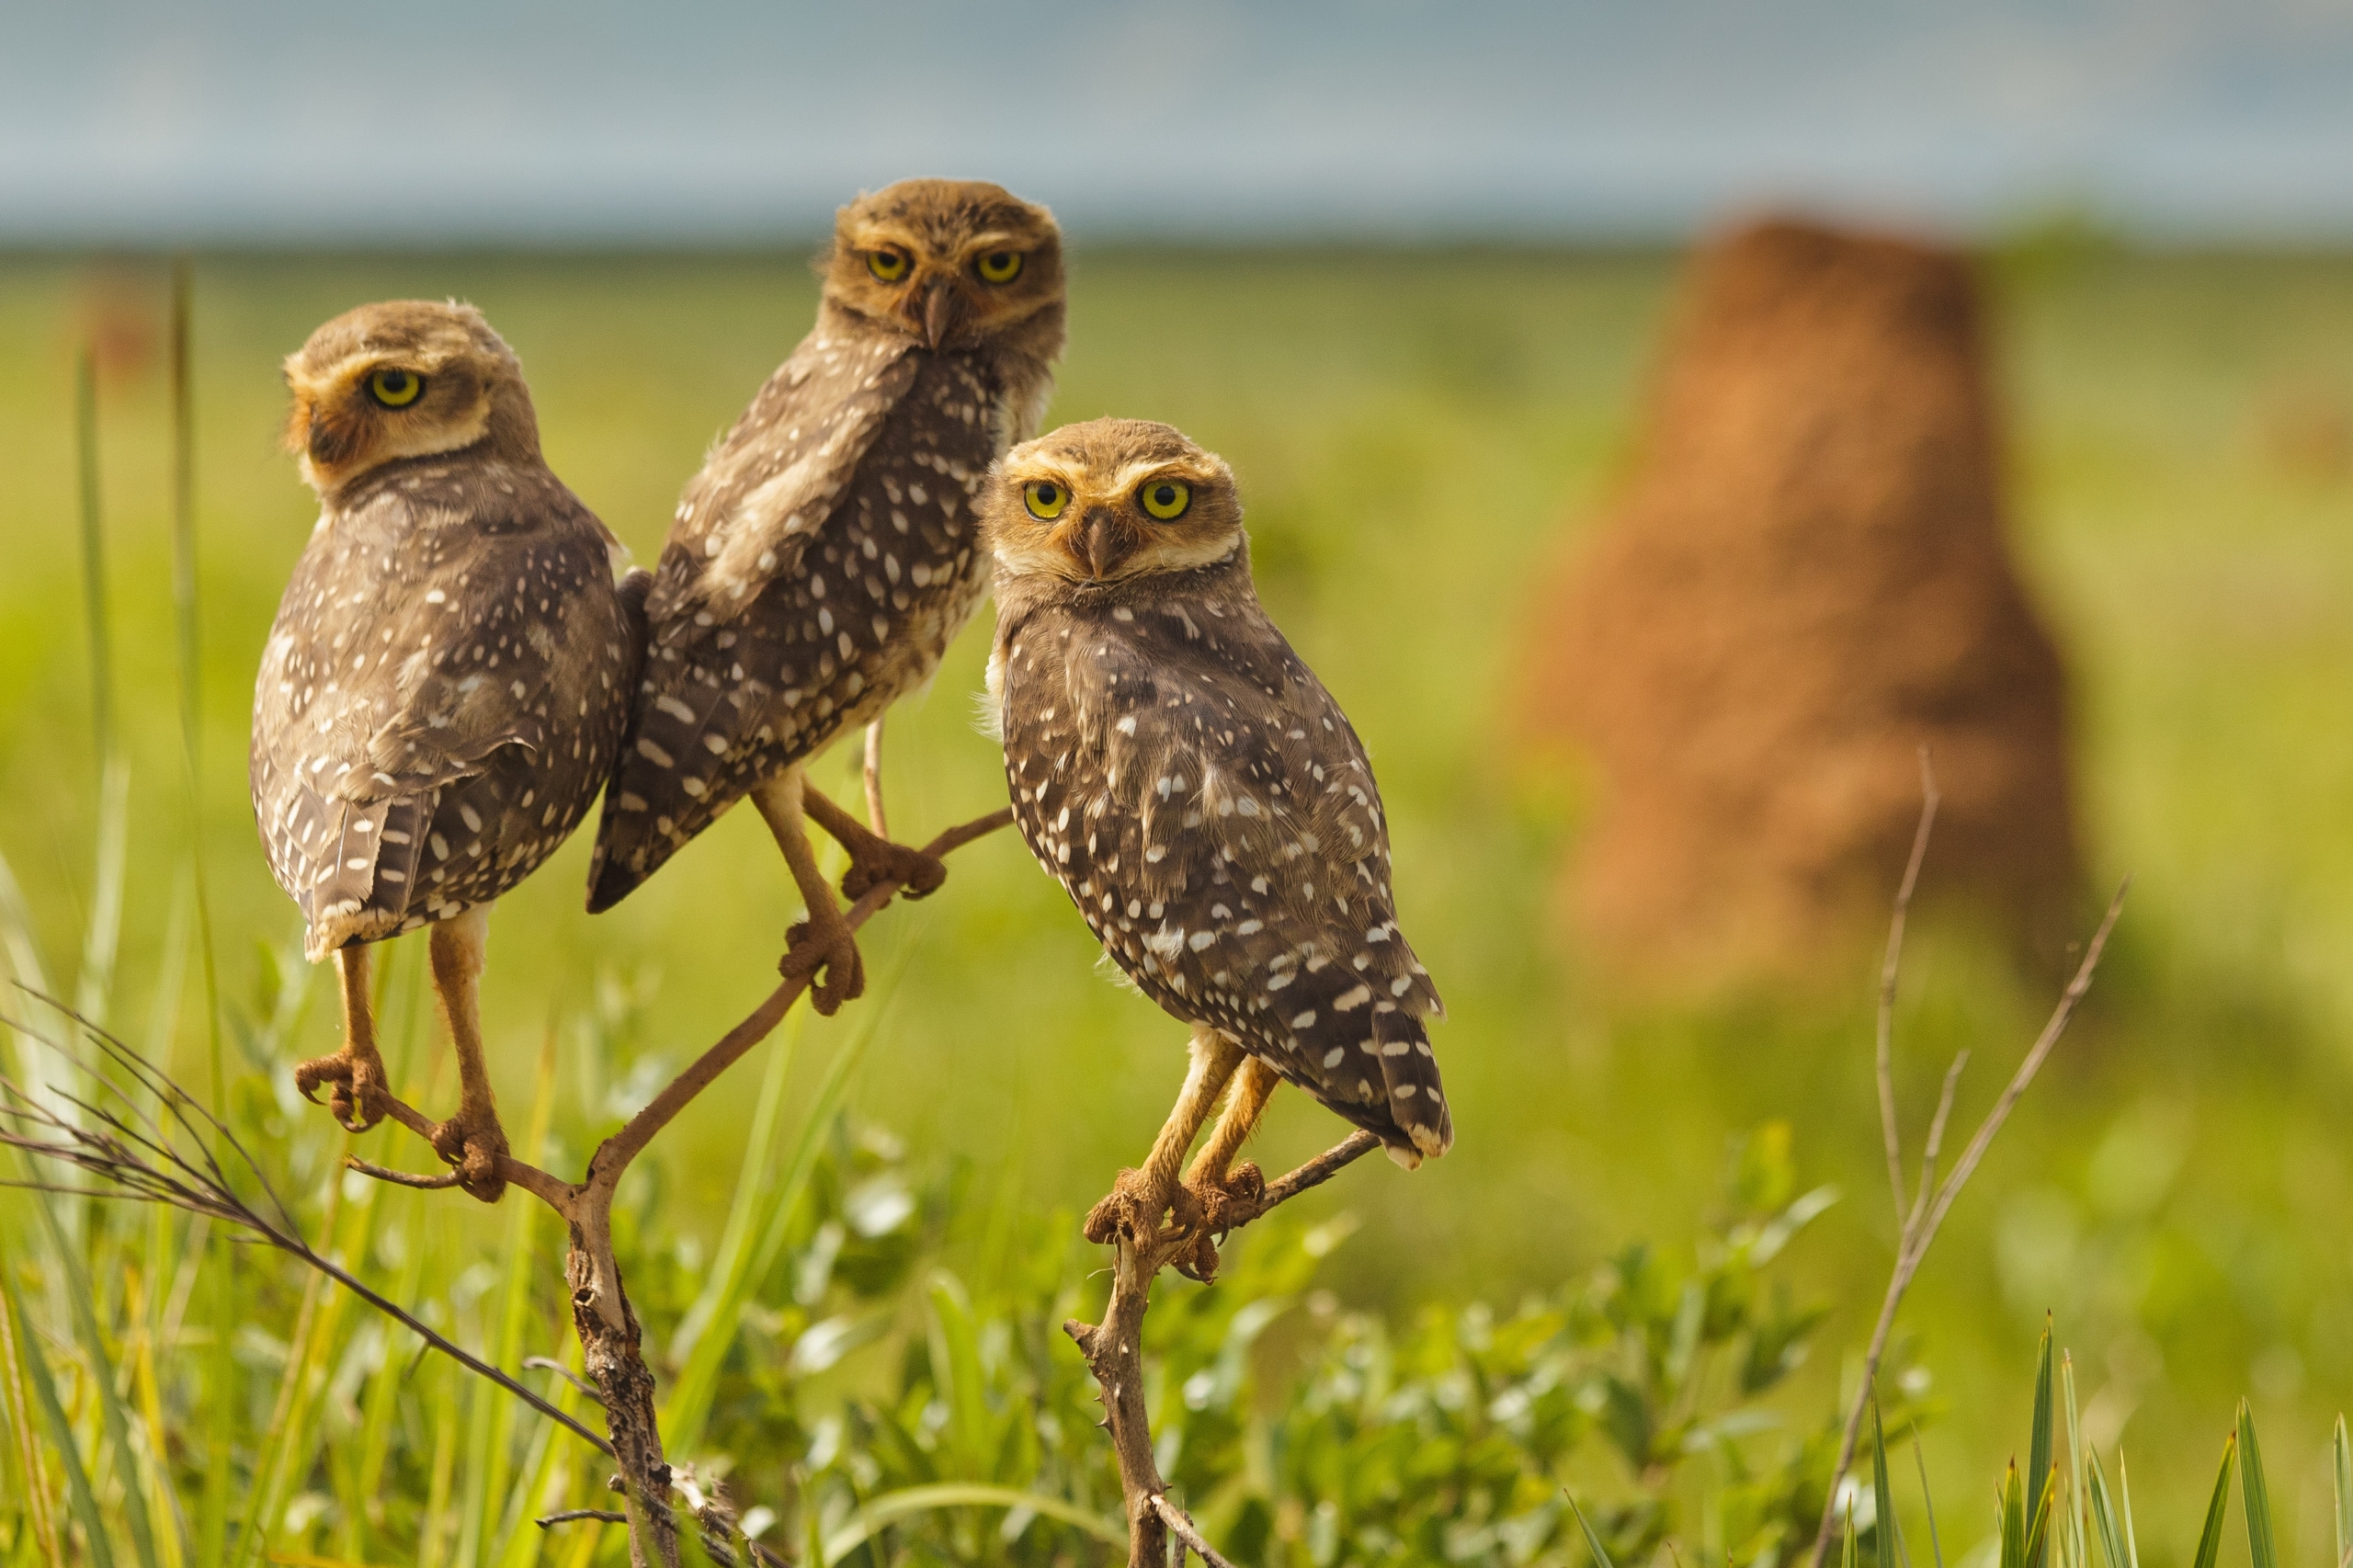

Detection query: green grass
xmin=2 ymin=245 xmax=2353 ymax=1560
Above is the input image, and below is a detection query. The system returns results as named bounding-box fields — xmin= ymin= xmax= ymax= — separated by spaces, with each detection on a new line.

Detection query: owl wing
xmin=586 ymin=326 xmax=923 ymax=909
xmin=1002 ymin=589 xmax=1451 ymax=1163
xmin=643 ymin=327 xmax=921 ymax=625
xmin=251 ymin=468 xmax=621 ymax=958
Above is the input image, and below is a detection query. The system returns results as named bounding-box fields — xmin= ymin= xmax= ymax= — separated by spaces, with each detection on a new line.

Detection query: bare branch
xmin=1068 ymin=1130 xmax=1380 ymax=1567
xmin=1809 ymin=876 xmax=2129 ymax=1567
xmin=538 ymin=1509 xmax=629 ymax=1528
xmin=1876 ymin=754 xmax=1940 ymax=1219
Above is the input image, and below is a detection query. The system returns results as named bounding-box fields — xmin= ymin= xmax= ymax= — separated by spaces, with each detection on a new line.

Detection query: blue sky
xmin=6 ymin=0 xmax=2353 ymax=244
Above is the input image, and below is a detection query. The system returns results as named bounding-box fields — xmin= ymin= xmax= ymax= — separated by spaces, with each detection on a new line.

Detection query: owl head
xmin=982 ymin=419 xmax=1245 ymax=585
xmin=282 ymin=301 xmax=538 ymax=495
xmin=821 ymin=179 xmax=1064 ymax=356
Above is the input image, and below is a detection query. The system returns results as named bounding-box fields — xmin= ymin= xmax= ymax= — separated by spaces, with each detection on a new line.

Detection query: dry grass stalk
xmin=1807 ymin=767 xmax=2129 ymax=1568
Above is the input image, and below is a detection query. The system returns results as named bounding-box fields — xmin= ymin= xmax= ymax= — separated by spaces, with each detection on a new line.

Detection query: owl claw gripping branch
xmin=585 ymin=179 xmax=1064 ymax=1009
xmin=251 ymin=301 xmax=639 ymax=1202
xmin=980 ymin=419 xmax=1452 ymax=1271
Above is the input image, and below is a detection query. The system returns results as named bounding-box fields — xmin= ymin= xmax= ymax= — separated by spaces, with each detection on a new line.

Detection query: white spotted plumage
xmin=984 ymin=420 xmax=1450 ymax=1165
xmin=587 ymin=179 xmax=1063 ymax=911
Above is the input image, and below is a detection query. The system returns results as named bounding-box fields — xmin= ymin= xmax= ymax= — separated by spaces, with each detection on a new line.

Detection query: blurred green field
xmin=3 ymin=244 xmax=2353 ymax=1555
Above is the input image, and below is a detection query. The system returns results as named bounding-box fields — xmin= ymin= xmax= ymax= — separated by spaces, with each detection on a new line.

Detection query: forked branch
xmin=1808 ymin=777 xmax=2129 ymax=1568
xmin=1067 ymin=1129 xmax=1382 ymax=1567
xmin=14 ymin=803 xmax=1011 ymax=1568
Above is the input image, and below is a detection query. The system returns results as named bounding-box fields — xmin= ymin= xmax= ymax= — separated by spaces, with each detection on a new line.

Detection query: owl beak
xmin=920 ymin=279 xmax=963 ymax=350
xmin=1078 ymin=509 xmax=1130 ymax=580
xmin=302 ymin=404 xmax=356 ymax=469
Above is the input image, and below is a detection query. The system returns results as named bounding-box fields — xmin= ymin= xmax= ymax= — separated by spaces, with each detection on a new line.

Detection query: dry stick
xmin=1877 ymin=755 xmax=1941 ymax=1218
xmin=1067 ymin=1129 xmax=1381 ymax=1568
xmin=1152 ymin=1494 xmax=1241 ymax=1568
xmin=349 ymin=805 xmax=1013 ymax=1568
xmin=1807 ymin=877 xmax=2130 ymax=1568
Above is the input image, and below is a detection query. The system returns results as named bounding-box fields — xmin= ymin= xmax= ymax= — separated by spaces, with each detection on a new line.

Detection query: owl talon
xmin=781 ymin=916 xmax=866 ymax=1016
xmin=1167 ymin=1162 xmax=1264 ymax=1282
xmin=1083 ymin=1168 xmax=1206 ymax=1251
xmin=293 ymin=1045 xmax=391 ymax=1135
xmin=429 ymin=1107 xmax=510 ymax=1204
xmin=840 ymin=842 xmax=948 ymax=904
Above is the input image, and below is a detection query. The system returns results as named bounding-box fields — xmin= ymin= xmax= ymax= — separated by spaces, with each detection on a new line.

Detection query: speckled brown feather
xmin=251 ymin=454 xmax=636 ymax=960
xmin=990 ymin=527 xmax=1451 ymax=1164
xmin=587 ymin=180 xmax=1062 ymax=909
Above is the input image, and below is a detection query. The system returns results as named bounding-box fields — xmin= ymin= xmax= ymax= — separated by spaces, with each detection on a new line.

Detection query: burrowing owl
xmin=979 ymin=418 xmax=1450 ymax=1254
xmin=252 ymin=300 xmax=640 ymax=1200
xmin=586 ymin=179 xmax=1063 ymax=1012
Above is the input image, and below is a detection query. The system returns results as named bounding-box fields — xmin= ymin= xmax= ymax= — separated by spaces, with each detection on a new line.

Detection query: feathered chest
xmin=995 ymin=586 xmax=1395 ymax=930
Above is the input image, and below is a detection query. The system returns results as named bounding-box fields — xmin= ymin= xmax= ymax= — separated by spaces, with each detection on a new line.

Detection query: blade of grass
xmin=238 ymin=1145 xmax=349 ymax=1564
xmin=465 ymin=1030 xmax=558 ymax=1565
xmin=665 ymin=1001 xmax=805 ymax=1367
xmin=1564 ymin=1492 xmax=1615 ymax=1568
xmin=1912 ymin=1426 xmax=1944 ymax=1568
xmin=2063 ymin=1351 xmax=2087 ymax=1568
xmin=0 ymin=1261 xmax=116 ymax=1568
xmin=165 ymin=258 xmax=224 ymax=1115
xmin=1873 ymin=1400 xmax=1899 ymax=1568
xmin=2191 ymin=1434 xmax=2236 ymax=1568
xmin=663 ymin=929 xmax=922 ymax=1454
xmin=0 ymin=1257 xmax=63 ymax=1565
xmin=75 ymin=344 xmax=113 ymax=766
xmin=2115 ymin=1451 xmax=2139 ymax=1568
xmin=30 ymin=1191 xmax=159 ymax=1568
xmin=420 ymin=1358 xmax=460 ymax=1568
xmin=2029 ymin=1321 xmax=2053 ymax=1568
xmin=2237 ymin=1403 xmax=2276 ymax=1568
xmin=2001 ymin=1461 xmax=2026 ymax=1568
xmin=200 ymin=1234 xmax=238 ymax=1565
xmin=124 ymin=1263 xmax=186 ymax=1568
xmin=2333 ymin=1415 xmax=2349 ymax=1568
xmin=493 ymin=1343 xmax=587 ymax=1568
xmin=2085 ymin=1451 xmax=2129 ymax=1568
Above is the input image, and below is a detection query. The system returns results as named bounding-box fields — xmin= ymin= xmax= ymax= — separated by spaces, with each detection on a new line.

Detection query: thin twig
xmin=523 ymin=1356 xmax=607 ymax=1405
xmin=1877 ymin=755 xmax=1940 ymax=1218
xmin=1809 ymin=877 xmax=2129 ymax=1568
xmin=538 ymin=1509 xmax=629 ymax=1528
xmin=344 ymin=1156 xmax=462 ymax=1190
xmin=1152 ymin=1494 xmax=1239 ymax=1568
xmin=1911 ymin=1050 xmax=1969 ymax=1226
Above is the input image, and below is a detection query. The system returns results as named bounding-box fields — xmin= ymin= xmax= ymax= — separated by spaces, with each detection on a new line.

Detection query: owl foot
xmin=293 ymin=1042 xmax=391 ymax=1134
xmin=839 ymin=838 xmax=948 ymax=904
xmin=428 ymin=1105 xmax=510 ymax=1204
xmin=781 ymin=910 xmax=866 ymax=1017
xmin=1170 ymin=1162 xmax=1267 ymax=1283
xmin=1083 ymin=1167 xmax=1206 ymax=1251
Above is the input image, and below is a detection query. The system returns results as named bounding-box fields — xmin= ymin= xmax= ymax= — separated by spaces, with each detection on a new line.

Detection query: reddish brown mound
xmin=1525 ymin=217 xmax=2081 ymax=983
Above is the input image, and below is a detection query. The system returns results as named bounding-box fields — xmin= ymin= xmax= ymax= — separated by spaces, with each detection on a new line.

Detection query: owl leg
xmin=1084 ymin=1028 xmax=1244 ymax=1247
xmin=801 ymin=782 xmax=947 ymax=904
xmin=1182 ymin=1055 xmax=1279 ymax=1225
xmin=862 ymin=719 xmax=890 ymax=838
xmin=425 ymin=906 xmax=509 ymax=1203
xmin=292 ymin=942 xmax=391 ymax=1133
xmin=754 ymin=767 xmax=866 ymax=1016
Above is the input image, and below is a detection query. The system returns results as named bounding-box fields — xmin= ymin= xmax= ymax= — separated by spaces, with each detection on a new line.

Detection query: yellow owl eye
xmin=368 ymin=368 xmax=423 ymax=408
xmin=1024 ymin=480 xmax=1069 ymax=520
xmin=976 ymin=250 xmax=1023 ymax=284
xmin=1138 ymin=479 xmax=1190 ymax=520
xmin=868 ymin=250 xmax=911 ymax=282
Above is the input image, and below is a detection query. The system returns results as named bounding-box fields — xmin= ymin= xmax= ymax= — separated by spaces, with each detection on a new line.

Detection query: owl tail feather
xmin=1371 ymin=1008 xmax=1452 ymax=1167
